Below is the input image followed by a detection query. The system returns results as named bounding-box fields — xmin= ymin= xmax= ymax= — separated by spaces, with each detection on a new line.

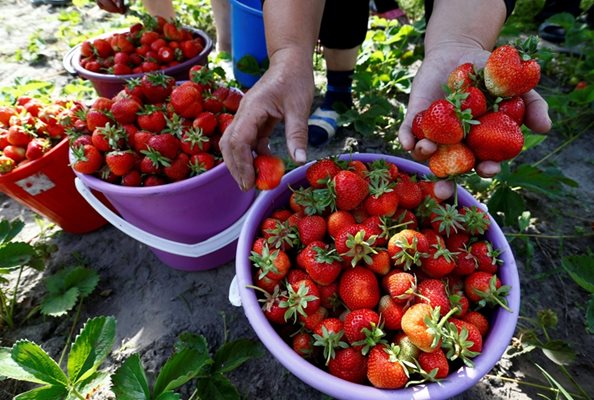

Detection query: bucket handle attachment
xmin=75 ymin=177 xmax=252 ymax=258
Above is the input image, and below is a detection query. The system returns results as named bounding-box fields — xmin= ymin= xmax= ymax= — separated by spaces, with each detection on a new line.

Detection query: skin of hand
xmin=220 ymin=0 xmax=324 ymax=191
xmin=398 ymin=0 xmax=552 ymax=199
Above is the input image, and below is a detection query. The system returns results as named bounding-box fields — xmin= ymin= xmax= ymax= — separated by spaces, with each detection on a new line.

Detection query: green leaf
xmin=153 ymin=348 xmax=212 ymax=396
xmin=0 ymin=347 xmax=47 ymax=384
xmin=67 ymin=316 xmax=116 ymax=384
xmin=111 ymin=354 xmax=150 ymax=400
xmin=74 ymin=371 xmax=111 ymax=400
xmin=0 ymin=242 xmax=35 ymax=268
xmin=499 ymin=164 xmax=578 ymax=198
xmin=212 ymin=339 xmax=262 ymax=374
xmin=11 ymin=341 xmax=68 ymax=386
xmin=541 ymin=340 xmax=576 ymax=366
xmin=64 ymin=267 xmax=99 ymax=297
xmin=561 ymin=255 xmax=594 ymax=294
xmin=174 ymin=332 xmax=209 ymax=354
xmin=236 ymin=55 xmax=261 ymax=76
xmin=195 ymin=373 xmax=240 ymax=400
xmin=40 ymin=287 xmax=79 ymax=317
xmin=587 ymin=296 xmax=594 ymax=334
xmin=0 ymin=219 xmax=25 ymax=243
xmin=14 ymin=385 xmax=68 ymax=400
xmin=487 ymin=186 xmax=526 ymax=226
xmin=522 ymin=133 xmax=547 ymax=150
xmin=155 ymin=392 xmax=181 ymax=400
xmin=535 ymin=363 xmax=575 ymax=400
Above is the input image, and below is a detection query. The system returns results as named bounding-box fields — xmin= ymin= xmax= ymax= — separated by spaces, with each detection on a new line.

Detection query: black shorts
xmin=319 ymin=0 xmax=369 ymax=49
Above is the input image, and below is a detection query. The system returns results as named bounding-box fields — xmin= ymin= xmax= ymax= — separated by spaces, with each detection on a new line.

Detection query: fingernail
xmin=294 ymin=148 xmax=306 ymax=164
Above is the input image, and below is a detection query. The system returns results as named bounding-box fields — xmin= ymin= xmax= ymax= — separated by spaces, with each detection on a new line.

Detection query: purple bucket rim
xmin=236 ymin=152 xmax=520 ymax=400
xmin=69 ymin=27 xmax=213 ymax=82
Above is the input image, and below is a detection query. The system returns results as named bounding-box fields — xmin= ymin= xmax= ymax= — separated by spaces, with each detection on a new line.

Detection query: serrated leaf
xmin=74 ymin=371 xmax=112 ymax=400
xmin=64 ymin=267 xmax=99 ymax=297
xmin=153 ymin=348 xmax=212 ymax=396
xmin=155 ymin=392 xmax=181 ymax=400
xmin=501 ymin=164 xmax=578 ymax=198
xmin=212 ymin=339 xmax=262 ymax=374
xmin=587 ymin=296 xmax=594 ymax=334
xmin=111 ymin=354 xmax=150 ymax=400
xmin=0 ymin=347 xmax=47 ymax=384
xmin=540 ymin=340 xmax=576 ymax=366
xmin=67 ymin=316 xmax=116 ymax=384
xmin=561 ymin=255 xmax=594 ymax=294
xmin=11 ymin=341 xmax=68 ymax=386
xmin=0 ymin=219 xmax=25 ymax=243
xmin=14 ymin=385 xmax=68 ymax=400
xmin=0 ymin=242 xmax=35 ymax=268
xmin=174 ymin=332 xmax=209 ymax=354
xmin=195 ymin=374 xmax=240 ymax=400
xmin=487 ymin=186 xmax=526 ymax=226
xmin=40 ymin=287 xmax=79 ymax=317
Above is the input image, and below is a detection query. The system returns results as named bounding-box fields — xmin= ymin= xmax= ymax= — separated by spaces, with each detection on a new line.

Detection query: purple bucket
xmin=75 ymin=161 xmax=255 ymax=271
xmin=63 ymin=27 xmax=213 ymax=99
xmin=236 ymin=153 xmax=520 ymax=399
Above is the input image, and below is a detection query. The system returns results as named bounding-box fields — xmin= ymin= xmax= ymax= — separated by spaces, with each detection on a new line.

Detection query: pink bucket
xmin=75 ymin=161 xmax=255 ymax=271
xmin=235 ymin=153 xmax=521 ymax=399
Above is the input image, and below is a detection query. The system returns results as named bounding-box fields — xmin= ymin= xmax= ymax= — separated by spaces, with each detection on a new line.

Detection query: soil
xmin=1 ymin=1 xmax=594 ymax=400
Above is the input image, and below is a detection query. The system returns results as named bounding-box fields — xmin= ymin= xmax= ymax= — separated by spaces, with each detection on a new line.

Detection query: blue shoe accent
xmin=307 ymin=107 xmax=339 ymax=147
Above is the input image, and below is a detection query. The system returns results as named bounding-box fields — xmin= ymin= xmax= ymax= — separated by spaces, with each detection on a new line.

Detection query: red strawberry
xmin=497 ymin=96 xmax=526 ymax=125
xmin=193 ymin=111 xmax=218 ymax=136
xmin=250 ymin=244 xmax=291 ymax=281
xmin=419 ymin=99 xmax=464 ymax=145
xmin=462 ymin=311 xmax=489 ymax=337
xmin=121 ymin=169 xmax=142 ymax=186
xmin=366 ymin=250 xmax=391 ymax=276
xmin=283 ymin=279 xmax=321 ymax=320
xmin=137 ymin=106 xmax=167 ymax=133
xmin=418 ymin=348 xmax=449 ymax=379
xmin=299 ymin=305 xmax=328 ymax=331
xmin=333 ymin=170 xmax=369 ymax=211
xmin=25 ymin=138 xmax=51 ymax=160
xmin=363 ymin=190 xmax=399 ymax=217
xmin=222 ymin=89 xmax=242 ymax=113
xmin=412 ymin=110 xmax=426 ymax=140
xmin=292 ymin=332 xmax=314 ymax=359
xmin=382 ymin=271 xmax=416 ymax=303
xmin=254 ymin=154 xmax=285 ymax=190
xmin=298 ymin=242 xmax=342 ymax=286
xmin=328 ymin=347 xmax=367 ymax=383
xmin=422 ymin=245 xmax=457 ymax=279
xmin=448 ymin=318 xmax=483 ymax=353
xmin=170 ymin=83 xmax=203 ymax=118
xmin=3 ymin=145 xmax=25 ymax=163
xmin=105 ymin=150 xmax=136 ymax=176
xmin=297 ymin=215 xmax=327 ymax=246
xmin=180 ymin=127 xmax=211 ymax=155
xmin=71 ymin=144 xmax=103 ymax=174
xmin=326 ymin=210 xmax=356 ymax=239
xmin=338 ymin=266 xmax=380 ymax=311
xmin=466 ymin=112 xmax=524 ymax=162
xmin=164 ymin=152 xmax=191 ymax=181
xmin=217 ymin=113 xmax=234 ymax=134
xmin=469 ymin=241 xmax=502 ymax=274
xmin=366 ymin=344 xmax=409 ymax=389
xmin=312 ymin=318 xmax=347 ymax=365
xmin=394 ymin=174 xmax=422 ymax=210
xmin=334 ymin=224 xmax=377 ymax=268
xmin=111 ymin=97 xmax=141 ymax=125
xmin=415 ymin=279 xmax=451 ymax=315
xmin=189 ymin=152 xmax=216 ymax=174
xmin=140 ymin=72 xmax=175 ymax=104
xmin=343 ymin=308 xmax=383 ymax=350
xmin=378 ymin=295 xmax=405 ymax=330
xmin=306 ymin=158 xmax=341 ymax=188
xmin=484 ymin=42 xmax=541 ymax=97
xmin=428 ymin=143 xmax=475 ymax=178
xmin=447 ymin=62 xmax=476 ymax=91
xmin=387 ymin=229 xmax=430 ymax=270
xmin=146 ymin=133 xmax=180 ymax=160
xmin=460 ymin=86 xmax=487 ymax=118
xmin=464 ymin=271 xmax=511 ymax=311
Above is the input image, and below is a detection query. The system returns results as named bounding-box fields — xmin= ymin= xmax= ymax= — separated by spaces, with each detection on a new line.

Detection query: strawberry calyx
xmin=461 ymin=205 xmax=491 ymax=235
xmin=280 ymin=281 xmax=320 ymax=324
xmin=312 ymin=324 xmax=349 ymax=366
xmin=265 ymin=219 xmax=299 ymax=251
xmin=431 ymin=203 xmax=464 ymax=237
xmin=391 ymin=236 xmax=428 ymax=270
xmin=352 ymin=321 xmax=387 ymax=356
xmin=342 ymin=230 xmax=378 ymax=268
xmin=290 ymin=185 xmax=334 ymax=216
xmin=441 ymin=323 xmax=480 ymax=367
xmin=423 ymin=306 xmax=459 ymax=350
xmin=141 ymin=146 xmax=171 ymax=168
xmin=313 ymin=245 xmax=342 ymax=265
xmin=249 ymin=244 xmax=282 ymax=280
xmin=473 ymin=275 xmax=512 ymax=311
xmin=181 ymin=126 xmax=210 ymax=150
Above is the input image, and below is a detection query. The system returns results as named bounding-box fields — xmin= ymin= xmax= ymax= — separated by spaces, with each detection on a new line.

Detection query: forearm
xmin=425 ymin=0 xmax=506 ymax=54
xmin=263 ymin=0 xmax=325 ymax=67
xmin=142 ymin=0 xmax=176 ymax=20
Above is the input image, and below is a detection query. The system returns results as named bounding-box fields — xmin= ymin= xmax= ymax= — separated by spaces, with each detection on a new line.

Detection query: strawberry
xmin=484 ymin=41 xmax=541 ymax=97
xmin=121 ymin=169 xmax=142 ymax=186
xmin=180 ymin=38 xmax=204 ymax=59
xmin=0 ymin=155 xmax=16 ymax=174
xmin=464 ymin=271 xmax=511 ymax=311
xmin=366 ymin=250 xmax=391 ymax=276
xmin=110 ymin=97 xmax=141 ymax=125
xmin=334 ymin=225 xmax=377 ymax=268
xmin=146 ymin=133 xmax=180 ymax=160
xmin=254 ymin=154 xmax=285 ymax=190
xmin=299 ymin=305 xmax=328 ymax=331
xmin=25 ymin=137 xmax=51 ymax=160
xmin=401 ymin=303 xmax=444 ymax=353
xmin=250 ymin=244 xmax=291 ymax=281
xmin=387 ymin=229 xmax=430 ymax=270
xmin=411 ymin=110 xmax=426 ymax=140
xmin=497 ymin=96 xmax=525 ymax=125
xmin=447 ymin=62 xmax=476 ymax=91
xmin=318 ymin=282 xmax=340 ymax=311
xmin=460 ymin=86 xmax=487 ymax=118
xmin=327 ymin=347 xmax=367 ymax=383
xmin=297 ymin=215 xmax=327 ymax=245
xmin=469 ymin=240 xmax=502 ymax=274
xmin=363 ymin=190 xmax=399 ymax=217
xmin=326 ymin=210 xmax=356 ymax=239
xmin=343 ymin=308 xmax=382 ymax=346
xmin=415 ymin=279 xmax=451 ymax=315
xmin=332 ymin=170 xmax=369 ymax=211
xmin=189 ymin=153 xmax=215 ymax=174
xmin=170 ymin=83 xmax=203 ymax=118
xmin=2 ymin=145 xmax=25 ymax=163
xmin=71 ymin=144 xmax=103 ymax=174
xmin=281 ymin=279 xmax=320 ymax=321
xmin=140 ymin=72 xmax=175 ymax=104
xmin=180 ymin=127 xmax=211 ymax=155
xmin=217 ymin=113 xmax=234 ymax=134
xmin=222 ymin=89 xmax=242 ymax=113
xmin=430 ymin=203 xmax=464 ymax=237
xmin=312 ymin=318 xmax=348 ymax=365
xmin=338 ymin=266 xmax=380 ymax=311
xmin=7 ymin=125 xmax=34 ymax=146
xmin=422 ymin=245 xmax=457 ymax=279
xmin=419 ymin=99 xmax=464 ymax=145
xmin=193 ymin=111 xmax=218 ymax=136
xmin=453 ymin=248 xmax=478 ymax=276
xmin=306 ymin=158 xmax=341 ymax=188
xmin=292 ymin=332 xmax=314 ymax=358
xmin=418 ymin=348 xmax=449 ymax=379
xmin=378 ymin=295 xmax=405 ymax=330
xmin=428 ymin=143 xmax=475 ymax=178
xmin=137 ymin=106 xmax=167 ymax=133
xmin=105 ymin=150 xmax=136 ymax=176
xmin=298 ymin=242 xmax=342 ymax=286
xmin=382 ymin=271 xmax=416 ymax=303
xmin=163 ymin=152 xmax=191 ymax=181
xmin=394 ymin=174 xmax=423 ymax=210
xmin=462 ymin=311 xmax=489 ymax=337
xmin=366 ymin=344 xmax=409 ymax=389
xmin=447 ymin=318 xmax=483 ymax=353
xmin=466 ymin=112 xmax=524 ymax=162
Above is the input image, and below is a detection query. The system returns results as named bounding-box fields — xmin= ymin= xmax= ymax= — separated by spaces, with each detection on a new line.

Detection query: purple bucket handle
xmin=75 ymin=177 xmax=254 ymax=258
xmin=236 ymin=153 xmax=520 ymax=400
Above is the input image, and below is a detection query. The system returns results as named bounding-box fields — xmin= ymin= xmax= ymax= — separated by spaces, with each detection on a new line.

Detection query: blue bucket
xmin=230 ymin=0 xmax=267 ymax=88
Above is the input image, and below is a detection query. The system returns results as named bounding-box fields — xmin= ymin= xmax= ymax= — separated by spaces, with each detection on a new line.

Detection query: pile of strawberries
xmin=0 ymin=97 xmax=85 ymax=174
xmin=69 ymin=66 xmax=242 ymax=186
xmin=247 ymin=157 xmax=512 ymax=389
xmin=78 ymin=15 xmax=207 ymax=75
xmin=413 ymin=39 xmax=541 ymax=178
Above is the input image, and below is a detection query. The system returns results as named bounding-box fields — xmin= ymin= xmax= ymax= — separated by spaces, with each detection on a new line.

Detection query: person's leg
xmin=308 ymin=0 xmax=368 ymax=146
xmin=211 ymin=0 xmax=231 ymax=54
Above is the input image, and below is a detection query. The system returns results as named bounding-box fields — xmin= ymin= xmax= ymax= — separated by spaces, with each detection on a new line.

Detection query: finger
xmin=434 ymin=180 xmax=455 ymax=201
xmin=398 ymin=127 xmax=416 ymax=151
xmin=522 ymin=89 xmax=552 ymax=134
xmin=220 ymin=122 xmax=256 ymax=191
xmin=475 ymin=160 xmax=501 ymax=178
xmin=410 ymin=139 xmax=438 ymax=161
xmin=284 ymin=113 xmax=308 ymax=165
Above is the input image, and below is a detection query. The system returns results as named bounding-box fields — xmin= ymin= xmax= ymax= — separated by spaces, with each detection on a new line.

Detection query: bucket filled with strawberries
xmin=69 ymin=65 xmax=255 ymax=271
xmin=63 ymin=14 xmax=213 ymax=99
xmin=235 ymin=153 xmax=520 ymax=399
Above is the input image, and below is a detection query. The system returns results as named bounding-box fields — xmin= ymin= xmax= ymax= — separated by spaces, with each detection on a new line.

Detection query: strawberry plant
xmin=561 ymin=253 xmax=594 ymax=334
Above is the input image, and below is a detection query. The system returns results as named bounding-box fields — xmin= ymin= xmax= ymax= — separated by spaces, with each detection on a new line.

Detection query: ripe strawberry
xmin=419 ymin=99 xmax=464 ymax=145
xmin=430 ymin=203 xmax=464 ymax=238
xmin=140 ymin=72 xmax=175 ymax=104
xmin=306 ymin=158 xmax=341 ymax=188
xmin=327 ymin=347 xmax=367 ymax=383
xmin=121 ymin=169 xmax=142 ymax=187
xmin=464 ymin=271 xmax=511 ymax=311
xmin=387 ymin=229 xmax=430 ymax=270
xmin=189 ymin=153 xmax=215 ymax=175
xmin=71 ymin=144 xmax=103 ymax=174
xmin=422 ymin=245 xmax=457 ymax=279
xmin=164 ymin=152 xmax=191 ymax=181
xmin=484 ymin=42 xmax=541 ymax=97
xmin=466 ymin=112 xmax=524 ymax=162
xmin=462 ymin=311 xmax=489 ymax=337
xmin=318 ymin=282 xmax=340 ymax=311
xmin=299 ymin=305 xmax=328 ymax=331
xmin=193 ymin=111 xmax=218 ymax=136
xmin=254 ymin=154 xmax=285 ymax=190
xmin=222 ymin=89 xmax=242 ymax=113
xmin=497 ymin=96 xmax=526 ymax=125
xmin=2 ymin=145 xmax=25 ymax=163
xmin=469 ymin=240 xmax=502 ymax=274
xmin=312 ymin=318 xmax=347 ymax=365
xmin=418 ymin=348 xmax=449 ymax=379
xmin=460 ymin=86 xmax=487 ymax=118
xmin=378 ymin=295 xmax=405 ymax=330
xmin=111 ymin=96 xmax=141 ymax=125
xmin=105 ymin=150 xmax=136 ymax=176
xmin=333 ymin=170 xmax=369 ymax=211
xmin=343 ymin=308 xmax=382 ymax=349
xmin=412 ymin=110 xmax=426 ymax=140
xmin=415 ymin=279 xmax=451 ymax=315
xmin=460 ymin=205 xmax=490 ymax=236
xmin=146 ymin=133 xmax=180 ymax=160
xmin=382 ymin=271 xmax=416 ymax=303
xmin=453 ymin=248 xmax=478 ymax=276
xmin=334 ymin=224 xmax=377 ymax=268
xmin=250 ymin=244 xmax=291 ymax=281
xmin=366 ymin=344 xmax=409 ymax=389
xmin=428 ymin=143 xmax=475 ymax=178
xmin=7 ymin=125 xmax=34 ymax=146
xmin=180 ymin=38 xmax=204 ymax=59
xmin=363 ymin=190 xmax=399 ymax=217
xmin=338 ymin=266 xmax=380 ymax=311
xmin=447 ymin=62 xmax=476 ymax=91
xmin=25 ymin=138 xmax=51 ymax=160
xmin=298 ymin=242 xmax=342 ymax=286
xmin=292 ymin=332 xmax=314 ymax=358
xmin=282 ymin=279 xmax=321 ymax=321
xmin=0 ymin=155 xmax=16 ymax=174
xmin=180 ymin=127 xmax=211 ymax=155
xmin=326 ymin=210 xmax=356 ymax=239
xmin=394 ymin=174 xmax=422 ymax=210
xmin=137 ymin=106 xmax=167 ymax=133
xmin=170 ymin=83 xmax=203 ymax=118
xmin=366 ymin=250 xmax=391 ymax=275
xmin=217 ymin=113 xmax=234 ymax=134
xmin=447 ymin=318 xmax=483 ymax=353
xmin=297 ymin=215 xmax=327 ymax=245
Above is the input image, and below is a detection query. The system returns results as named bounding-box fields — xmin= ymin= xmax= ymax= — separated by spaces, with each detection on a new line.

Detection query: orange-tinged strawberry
xmin=447 ymin=62 xmax=476 ymax=91
xmin=254 ymin=154 xmax=285 ymax=190
xmin=401 ymin=303 xmax=455 ymax=353
xmin=428 ymin=143 xmax=475 ymax=178
xmin=466 ymin=112 xmax=524 ymax=162
xmin=484 ymin=42 xmax=541 ymax=97
xmin=367 ymin=344 xmax=409 ymax=389
xmin=419 ymin=99 xmax=464 ymax=145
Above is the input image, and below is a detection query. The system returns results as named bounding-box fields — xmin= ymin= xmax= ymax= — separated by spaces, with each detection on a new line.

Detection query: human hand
xmin=220 ymin=49 xmax=315 ymax=191
xmin=96 ymin=0 xmax=127 ymax=13
xmin=398 ymin=44 xmax=552 ymax=199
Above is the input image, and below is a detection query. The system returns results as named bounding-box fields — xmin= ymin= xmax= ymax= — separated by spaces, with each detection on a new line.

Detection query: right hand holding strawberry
xmin=398 ymin=38 xmax=552 ymax=199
